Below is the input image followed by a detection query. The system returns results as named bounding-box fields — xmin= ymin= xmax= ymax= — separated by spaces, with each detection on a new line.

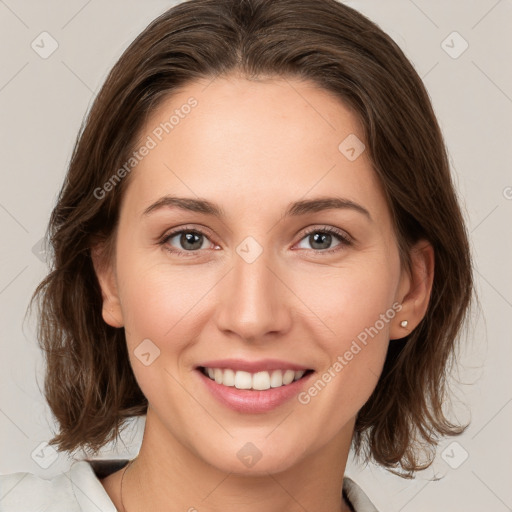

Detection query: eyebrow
xmin=142 ymin=195 xmax=372 ymax=221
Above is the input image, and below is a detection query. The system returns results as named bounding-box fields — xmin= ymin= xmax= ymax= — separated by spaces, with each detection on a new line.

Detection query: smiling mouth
xmin=198 ymin=366 xmax=314 ymax=391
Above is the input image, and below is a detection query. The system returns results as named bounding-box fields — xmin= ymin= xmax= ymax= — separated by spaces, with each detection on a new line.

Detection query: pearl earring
xmin=400 ymin=320 xmax=408 ymax=328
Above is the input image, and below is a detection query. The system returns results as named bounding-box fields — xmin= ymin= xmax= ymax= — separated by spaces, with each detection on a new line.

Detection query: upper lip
xmin=197 ymin=358 xmax=312 ymax=373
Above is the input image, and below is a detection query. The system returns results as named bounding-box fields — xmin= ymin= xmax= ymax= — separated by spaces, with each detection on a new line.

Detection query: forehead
xmin=121 ymin=75 xmax=388 ymax=223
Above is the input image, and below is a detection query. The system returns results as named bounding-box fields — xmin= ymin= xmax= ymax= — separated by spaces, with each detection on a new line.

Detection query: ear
xmin=91 ymin=242 xmax=124 ymax=328
xmin=390 ymin=239 xmax=434 ymax=340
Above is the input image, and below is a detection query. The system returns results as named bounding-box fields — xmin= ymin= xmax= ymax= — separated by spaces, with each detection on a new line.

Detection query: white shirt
xmin=0 ymin=459 xmax=378 ymax=511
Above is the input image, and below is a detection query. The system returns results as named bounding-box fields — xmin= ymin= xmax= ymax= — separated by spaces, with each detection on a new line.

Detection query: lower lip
xmin=196 ymin=369 xmax=314 ymax=413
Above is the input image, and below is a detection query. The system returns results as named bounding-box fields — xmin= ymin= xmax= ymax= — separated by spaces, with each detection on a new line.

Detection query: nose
xmin=214 ymin=248 xmax=293 ymax=343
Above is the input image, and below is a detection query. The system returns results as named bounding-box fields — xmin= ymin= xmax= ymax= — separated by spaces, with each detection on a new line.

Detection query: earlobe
xmin=390 ymin=239 xmax=434 ymax=340
xmin=91 ymin=243 xmax=124 ymax=328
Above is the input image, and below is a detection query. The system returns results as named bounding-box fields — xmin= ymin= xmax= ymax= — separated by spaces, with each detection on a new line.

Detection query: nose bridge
xmin=215 ymin=243 xmax=291 ymax=340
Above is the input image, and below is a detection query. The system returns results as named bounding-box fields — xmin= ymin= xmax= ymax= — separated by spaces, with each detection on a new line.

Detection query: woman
xmin=0 ymin=0 xmax=473 ymax=510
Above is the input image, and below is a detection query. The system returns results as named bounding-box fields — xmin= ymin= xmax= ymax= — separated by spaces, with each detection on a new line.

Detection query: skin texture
xmin=93 ymin=75 xmax=434 ymax=512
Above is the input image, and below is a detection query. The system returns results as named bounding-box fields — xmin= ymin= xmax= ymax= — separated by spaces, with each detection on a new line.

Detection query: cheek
xmin=291 ymin=257 xmax=398 ymax=406
xmin=115 ymin=259 xmax=209 ymax=406
xmin=114 ymin=222 xmax=197 ymax=319
xmin=115 ymin=252 xmax=221 ymax=357
xmin=292 ymin=256 xmax=399 ymax=345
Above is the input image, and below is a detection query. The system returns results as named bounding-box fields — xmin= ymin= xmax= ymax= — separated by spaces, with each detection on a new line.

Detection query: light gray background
xmin=1 ymin=1 xmax=511 ymax=510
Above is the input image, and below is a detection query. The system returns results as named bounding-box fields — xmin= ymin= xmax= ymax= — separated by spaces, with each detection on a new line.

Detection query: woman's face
xmin=96 ymin=75 xmax=412 ymax=474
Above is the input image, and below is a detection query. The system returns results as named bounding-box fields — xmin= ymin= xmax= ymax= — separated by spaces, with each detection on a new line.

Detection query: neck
xmin=120 ymin=409 xmax=355 ymax=512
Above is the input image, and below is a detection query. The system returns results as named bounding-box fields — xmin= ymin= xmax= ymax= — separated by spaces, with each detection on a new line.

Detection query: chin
xmin=193 ymin=432 xmax=309 ymax=476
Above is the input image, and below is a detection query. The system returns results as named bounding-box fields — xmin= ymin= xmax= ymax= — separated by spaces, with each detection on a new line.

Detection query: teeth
xmin=270 ymin=370 xmax=283 ymax=388
xmin=202 ymin=367 xmax=307 ymax=390
xmin=282 ymin=369 xmax=296 ymax=385
xmin=234 ymin=370 xmax=252 ymax=389
xmin=253 ymin=371 xmax=270 ymax=390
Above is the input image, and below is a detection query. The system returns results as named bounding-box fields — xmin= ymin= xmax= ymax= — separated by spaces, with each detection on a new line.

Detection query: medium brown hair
xmin=28 ymin=0 xmax=474 ymax=476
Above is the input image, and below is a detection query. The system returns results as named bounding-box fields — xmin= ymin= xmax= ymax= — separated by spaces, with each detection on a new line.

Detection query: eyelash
xmin=158 ymin=225 xmax=353 ymax=257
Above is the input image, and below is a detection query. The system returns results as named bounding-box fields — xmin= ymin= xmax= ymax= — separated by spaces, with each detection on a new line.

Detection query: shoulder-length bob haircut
xmin=29 ymin=0 xmax=474 ymax=476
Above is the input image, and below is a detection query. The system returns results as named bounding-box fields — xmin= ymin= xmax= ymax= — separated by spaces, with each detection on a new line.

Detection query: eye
xmin=295 ymin=226 xmax=353 ymax=254
xmin=159 ymin=225 xmax=353 ymax=257
xmin=160 ymin=227 xmax=218 ymax=256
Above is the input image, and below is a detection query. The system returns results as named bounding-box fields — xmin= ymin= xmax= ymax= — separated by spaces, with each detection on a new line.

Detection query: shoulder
xmin=0 ymin=460 xmax=118 ymax=512
xmin=0 ymin=468 xmax=78 ymax=511
xmin=343 ymin=476 xmax=379 ymax=512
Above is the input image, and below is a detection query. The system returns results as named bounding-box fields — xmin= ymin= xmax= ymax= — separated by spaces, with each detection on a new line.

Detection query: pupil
xmin=311 ymin=232 xmax=331 ymax=250
xmin=182 ymin=232 xmax=202 ymax=250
